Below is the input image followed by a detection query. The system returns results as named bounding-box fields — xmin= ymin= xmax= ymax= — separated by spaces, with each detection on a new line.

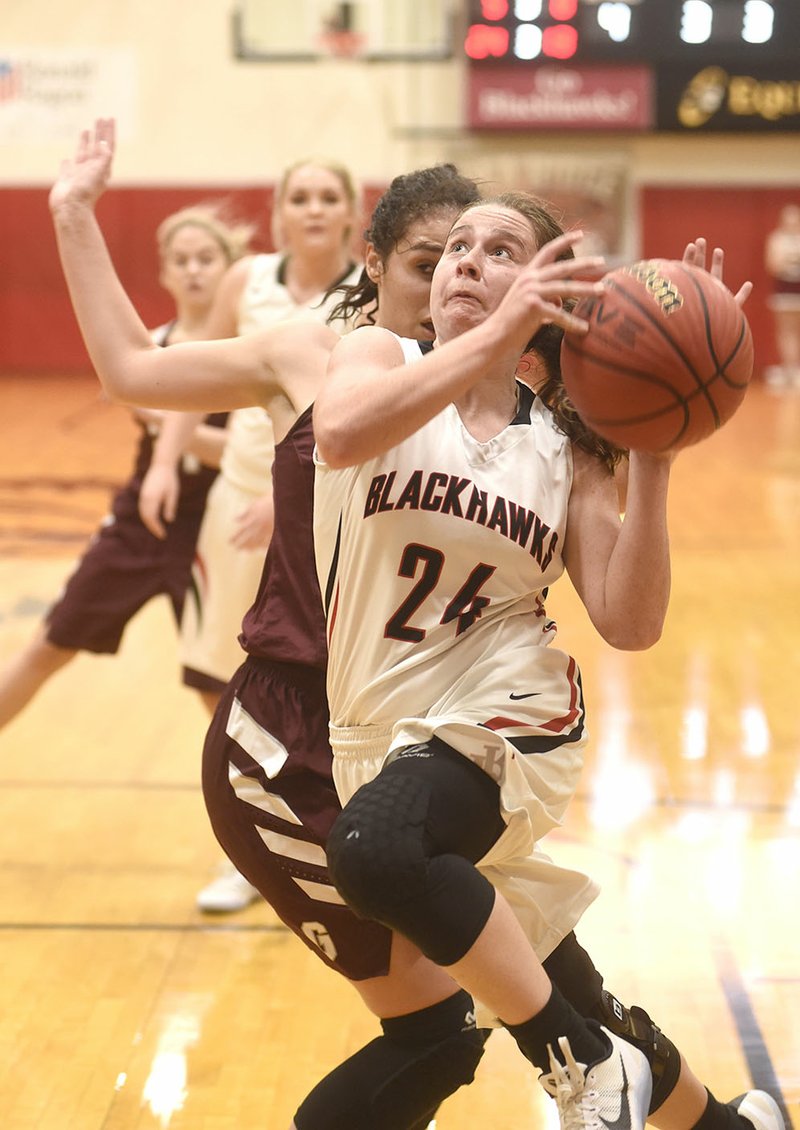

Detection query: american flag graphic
xmin=0 ymin=59 xmax=22 ymax=103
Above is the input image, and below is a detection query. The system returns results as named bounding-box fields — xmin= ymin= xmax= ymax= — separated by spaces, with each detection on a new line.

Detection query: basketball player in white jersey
xmin=312 ymin=195 xmax=779 ymax=1130
xmin=50 ymin=123 xmax=783 ymax=1130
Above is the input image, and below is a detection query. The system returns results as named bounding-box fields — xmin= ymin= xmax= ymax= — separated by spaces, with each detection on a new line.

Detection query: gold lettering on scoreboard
xmin=678 ymin=67 xmax=800 ymax=128
xmin=727 ymin=76 xmax=800 ymax=122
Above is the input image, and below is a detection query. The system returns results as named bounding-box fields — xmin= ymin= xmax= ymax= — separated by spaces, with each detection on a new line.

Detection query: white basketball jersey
xmin=219 ymin=406 xmax=276 ymax=496
xmin=237 ymin=252 xmax=362 ymax=335
xmin=314 ymin=338 xmax=578 ymax=743
xmin=224 ymin=254 xmax=363 ymax=495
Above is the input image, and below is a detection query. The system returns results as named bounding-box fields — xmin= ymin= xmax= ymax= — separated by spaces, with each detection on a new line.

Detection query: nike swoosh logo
xmin=509 ymin=691 xmax=541 ymax=700
xmin=598 ymin=1059 xmax=632 ymax=1130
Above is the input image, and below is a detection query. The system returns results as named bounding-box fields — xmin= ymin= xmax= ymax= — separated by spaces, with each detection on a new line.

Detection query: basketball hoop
xmin=317 ymin=28 xmax=366 ymax=59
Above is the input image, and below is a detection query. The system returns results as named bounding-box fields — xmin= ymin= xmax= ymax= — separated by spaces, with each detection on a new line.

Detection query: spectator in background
xmin=764 ymin=202 xmax=800 ymax=390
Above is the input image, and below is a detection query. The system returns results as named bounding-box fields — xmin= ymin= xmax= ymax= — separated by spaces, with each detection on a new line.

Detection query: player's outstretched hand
xmin=682 ymin=236 xmax=753 ymax=307
xmin=49 ymin=117 xmax=116 ymax=216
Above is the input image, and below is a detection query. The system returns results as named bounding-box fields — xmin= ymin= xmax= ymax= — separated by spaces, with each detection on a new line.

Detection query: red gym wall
xmin=640 ymin=185 xmax=794 ymax=378
xmin=0 ymin=183 xmax=385 ymax=377
xmin=0 ymin=183 xmax=790 ymax=376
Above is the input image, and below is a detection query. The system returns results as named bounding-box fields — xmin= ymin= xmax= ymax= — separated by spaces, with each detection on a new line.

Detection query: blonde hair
xmin=156 ymin=202 xmax=256 ymax=265
xmin=272 ymin=159 xmax=360 ymax=249
xmin=276 ymin=158 xmax=358 ymax=209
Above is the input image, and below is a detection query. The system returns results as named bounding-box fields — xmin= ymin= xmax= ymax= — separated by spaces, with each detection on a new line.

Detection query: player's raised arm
xmin=50 ymin=119 xmax=331 ymax=417
xmin=563 ymin=445 xmax=673 ymax=651
xmin=49 ymin=118 xmax=162 ymax=390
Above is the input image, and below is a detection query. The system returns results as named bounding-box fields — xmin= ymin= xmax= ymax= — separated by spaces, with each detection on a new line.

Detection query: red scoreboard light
xmin=480 ymin=0 xmax=509 ymax=17
xmin=464 ymin=21 xmax=510 ymax=60
xmin=549 ymin=0 xmax=578 ymax=19
xmin=542 ymin=22 xmax=578 ymax=60
xmin=465 ymin=1 xmax=800 ymax=133
xmin=465 ymin=0 xmax=582 ymax=62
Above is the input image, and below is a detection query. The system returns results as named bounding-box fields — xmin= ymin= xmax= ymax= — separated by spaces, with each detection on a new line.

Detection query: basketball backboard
xmin=233 ymin=0 xmax=456 ymax=62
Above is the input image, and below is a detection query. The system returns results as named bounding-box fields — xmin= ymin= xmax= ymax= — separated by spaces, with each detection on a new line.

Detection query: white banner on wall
xmin=0 ymin=47 xmax=136 ymax=143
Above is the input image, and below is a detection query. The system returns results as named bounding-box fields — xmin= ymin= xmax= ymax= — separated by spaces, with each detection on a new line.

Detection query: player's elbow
xmin=312 ymin=407 xmax=362 ymax=469
xmin=312 ymin=423 xmax=348 ymax=469
xmin=601 ymin=617 xmax=664 ymax=652
xmin=97 ymin=350 xmax=163 ymax=408
xmin=91 ymin=365 xmax=129 ymax=403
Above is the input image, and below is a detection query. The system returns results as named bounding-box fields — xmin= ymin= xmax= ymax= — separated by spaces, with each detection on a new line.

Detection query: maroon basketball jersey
xmin=238 ymin=406 xmax=327 ymax=668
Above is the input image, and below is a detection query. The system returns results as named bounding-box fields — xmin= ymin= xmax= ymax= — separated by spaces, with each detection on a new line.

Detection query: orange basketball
xmin=560 ymin=259 xmax=754 ymax=452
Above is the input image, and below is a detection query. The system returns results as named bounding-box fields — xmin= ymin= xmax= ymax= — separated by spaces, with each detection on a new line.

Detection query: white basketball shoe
xmin=729 ymin=1091 xmax=785 ymax=1130
xmin=540 ymin=1022 xmax=652 ymax=1130
xmin=196 ymin=860 xmax=260 ymax=913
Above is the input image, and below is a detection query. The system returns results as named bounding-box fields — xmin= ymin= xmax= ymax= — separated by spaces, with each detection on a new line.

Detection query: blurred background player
xmin=140 ymin=158 xmax=364 ymax=913
xmin=0 ymin=202 xmax=252 ymax=738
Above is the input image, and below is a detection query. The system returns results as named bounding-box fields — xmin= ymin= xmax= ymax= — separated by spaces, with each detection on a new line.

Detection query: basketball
xmin=560 ymin=259 xmax=754 ymax=452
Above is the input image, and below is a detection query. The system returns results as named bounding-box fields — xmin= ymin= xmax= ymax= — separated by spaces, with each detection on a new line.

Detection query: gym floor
xmin=0 ymin=371 xmax=798 ymax=1129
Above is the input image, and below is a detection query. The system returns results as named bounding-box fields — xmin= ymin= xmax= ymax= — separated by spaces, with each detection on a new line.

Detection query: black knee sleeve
xmin=294 ymin=990 xmax=488 ymax=1130
xmin=327 ymin=744 xmax=502 ymax=965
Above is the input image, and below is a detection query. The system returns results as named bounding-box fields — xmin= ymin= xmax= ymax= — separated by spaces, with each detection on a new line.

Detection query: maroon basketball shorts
xmin=46 ymin=508 xmax=201 ymax=653
xmin=202 ymin=655 xmax=394 ymax=980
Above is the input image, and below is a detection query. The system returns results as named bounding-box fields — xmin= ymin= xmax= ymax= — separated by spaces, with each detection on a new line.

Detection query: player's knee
xmin=545 ymin=936 xmax=682 ymax=1115
xmin=294 ymin=990 xmax=488 ymax=1130
xmin=326 ymin=772 xmax=431 ymax=925
xmin=327 ymin=766 xmax=496 ymax=964
xmin=371 ymin=1009 xmax=488 ymax=1127
xmin=29 ymin=633 xmax=76 ymax=675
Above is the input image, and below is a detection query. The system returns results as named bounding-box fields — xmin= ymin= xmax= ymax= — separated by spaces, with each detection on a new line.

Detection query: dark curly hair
xmin=326 ymin=163 xmax=481 ymax=326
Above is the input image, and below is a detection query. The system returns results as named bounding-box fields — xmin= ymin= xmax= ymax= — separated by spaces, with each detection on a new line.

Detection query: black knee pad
xmin=367 ymin=1023 xmax=486 ymax=1128
xmin=327 ymin=769 xmax=496 ymax=965
xmin=327 ymin=771 xmax=431 ymax=923
xmin=294 ymin=990 xmax=488 ymax=1130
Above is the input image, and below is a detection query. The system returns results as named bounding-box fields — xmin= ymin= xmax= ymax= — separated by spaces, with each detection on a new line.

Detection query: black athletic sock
xmin=692 ymin=1089 xmax=760 ymax=1130
xmin=504 ymin=986 xmax=609 ymax=1074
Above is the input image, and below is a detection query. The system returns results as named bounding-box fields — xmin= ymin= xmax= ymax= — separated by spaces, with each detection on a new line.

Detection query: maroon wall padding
xmin=641 ymin=185 xmax=798 ymax=374
xmin=0 ymin=182 xmax=384 ymax=376
xmin=1 ymin=182 xmax=792 ymax=376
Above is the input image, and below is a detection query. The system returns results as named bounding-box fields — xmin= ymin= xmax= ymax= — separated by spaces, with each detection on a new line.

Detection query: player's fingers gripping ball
xmin=560 ymin=259 xmax=754 ymax=452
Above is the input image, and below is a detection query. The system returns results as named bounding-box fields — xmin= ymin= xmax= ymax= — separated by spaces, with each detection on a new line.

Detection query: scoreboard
xmin=464 ymin=1 xmax=800 ymax=64
xmin=464 ymin=1 xmax=800 ymax=131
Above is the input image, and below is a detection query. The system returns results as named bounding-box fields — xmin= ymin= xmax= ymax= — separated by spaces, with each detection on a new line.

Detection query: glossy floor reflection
xmin=0 ymin=374 xmax=797 ymax=1128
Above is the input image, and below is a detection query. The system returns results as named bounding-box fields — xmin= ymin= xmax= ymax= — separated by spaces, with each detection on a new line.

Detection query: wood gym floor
xmin=0 ymin=372 xmax=797 ymax=1129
